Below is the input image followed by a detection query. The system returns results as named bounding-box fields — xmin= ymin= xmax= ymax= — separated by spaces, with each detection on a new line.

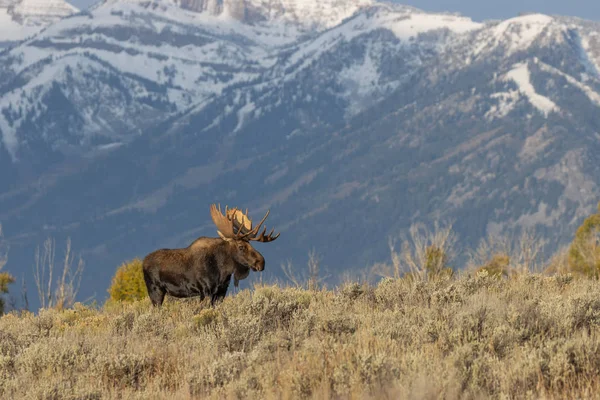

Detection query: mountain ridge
xmin=0 ymin=1 xmax=599 ymax=305
xmin=0 ymin=0 xmax=77 ymax=45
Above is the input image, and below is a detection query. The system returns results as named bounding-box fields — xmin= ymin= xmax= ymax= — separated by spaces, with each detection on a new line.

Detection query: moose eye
xmin=238 ymin=244 xmax=245 ymax=251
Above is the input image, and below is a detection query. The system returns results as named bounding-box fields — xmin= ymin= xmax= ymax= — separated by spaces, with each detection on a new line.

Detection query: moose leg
xmin=148 ymin=287 xmax=166 ymax=307
xmin=143 ymin=270 xmax=166 ymax=307
xmin=211 ymin=274 xmax=232 ymax=306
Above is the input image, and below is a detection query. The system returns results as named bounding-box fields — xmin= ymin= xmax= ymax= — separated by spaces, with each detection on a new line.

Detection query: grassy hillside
xmin=2 ymin=272 xmax=600 ymax=399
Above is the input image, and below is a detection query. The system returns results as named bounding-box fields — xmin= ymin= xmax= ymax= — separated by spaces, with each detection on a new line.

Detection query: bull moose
xmin=142 ymin=204 xmax=280 ymax=306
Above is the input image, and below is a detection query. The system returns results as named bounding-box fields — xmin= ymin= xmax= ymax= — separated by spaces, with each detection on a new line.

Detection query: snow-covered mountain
xmin=110 ymin=0 xmax=376 ymax=29
xmin=0 ymin=0 xmax=485 ymax=160
xmin=1 ymin=0 xmax=600 ymax=304
xmin=0 ymin=0 xmax=77 ymax=46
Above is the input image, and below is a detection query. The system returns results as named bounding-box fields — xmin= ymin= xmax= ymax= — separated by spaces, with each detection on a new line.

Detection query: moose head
xmin=209 ymin=204 xmax=280 ymax=272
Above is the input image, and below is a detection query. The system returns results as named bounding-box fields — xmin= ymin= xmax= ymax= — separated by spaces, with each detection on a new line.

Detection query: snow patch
xmin=538 ymin=61 xmax=600 ymax=107
xmin=578 ymin=34 xmax=600 ymax=79
xmin=233 ymin=95 xmax=256 ymax=133
xmin=0 ymin=7 xmax=36 ymax=41
xmin=0 ymin=57 xmax=83 ymax=158
xmin=387 ymin=12 xmax=482 ymax=40
xmin=107 ymin=0 xmax=374 ymax=30
xmin=485 ymin=90 xmax=520 ymax=119
xmin=473 ymin=13 xmax=554 ymax=56
xmin=12 ymin=0 xmax=77 ymax=18
xmin=503 ymin=62 xmax=559 ymax=116
xmin=287 ymin=7 xmax=481 ymax=75
xmin=0 ymin=0 xmax=76 ymax=43
xmin=338 ymin=51 xmax=384 ymax=115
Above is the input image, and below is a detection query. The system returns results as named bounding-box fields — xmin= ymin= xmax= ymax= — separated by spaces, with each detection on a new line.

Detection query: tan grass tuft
xmin=3 ymin=273 xmax=600 ymax=398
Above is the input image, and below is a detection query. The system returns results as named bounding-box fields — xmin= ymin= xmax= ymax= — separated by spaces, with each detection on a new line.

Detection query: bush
xmin=568 ymin=203 xmax=600 ymax=277
xmin=477 ymin=253 xmax=510 ymax=277
xmin=424 ymin=245 xmax=454 ymax=278
xmin=107 ymin=259 xmax=147 ymax=304
xmin=392 ymin=222 xmax=457 ymax=281
xmin=5 ymin=273 xmax=600 ymax=398
xmin=193 ymin=309 xmax=220 ymax=329
xmin=0 ymin=271 xmax=15 ymax=315
xmin=404 ymin=245 xmax=453 ymax=281
xmin=0 ymin=223 xmax=15 ymax=315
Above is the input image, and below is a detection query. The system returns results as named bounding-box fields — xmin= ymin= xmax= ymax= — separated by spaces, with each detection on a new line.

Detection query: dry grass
xmin=3 ymin=272 xmax=600 ymax=399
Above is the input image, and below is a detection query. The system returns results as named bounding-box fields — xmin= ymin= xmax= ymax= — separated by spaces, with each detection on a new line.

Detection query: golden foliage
xmin=477 ymin=253 xmax=510 ymax=277
xmin=568 ymin=203 xmax=600 ymax=277
xmin=107 ymin=258 xmax=148 ymax=304
xmin=0 ymin=271 xmax=15 ymax=315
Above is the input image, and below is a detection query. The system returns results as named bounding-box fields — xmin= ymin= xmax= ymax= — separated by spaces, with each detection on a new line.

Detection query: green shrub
xmin=568 ymin=203 xmax=600 ymax=277
xmin=425 ymin=245 xmax=454 ymax=279
xmin=401 ymin=245 xmax=454 ymax=282
xmin=0 ymin=271 xmax=15 ymax=315
xmin=477 ymin=253 xmax=511 ymax=277
xmin=425 ymin=245 xmax=447 ymax=272
xmin=107 ymin=258 xmax=148 ymax=304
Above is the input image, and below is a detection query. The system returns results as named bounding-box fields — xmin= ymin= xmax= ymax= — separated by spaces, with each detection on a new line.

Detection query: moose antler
xmin=210 ymin=204 xmax=280 ymax=242
xmin=231 ymin=208 xmax=280 ymax=243
xmin=250 ymin=224 xmax=281 ymax=243
xmin=210 ymin=204 xmax=250 ymax=240
xmin=226 ymin=207 xmax=252 ymax=233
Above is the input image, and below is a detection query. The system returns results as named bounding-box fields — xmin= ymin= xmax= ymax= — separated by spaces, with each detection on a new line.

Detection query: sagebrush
xmin=3 ymin=272 xmax=600 ymax=399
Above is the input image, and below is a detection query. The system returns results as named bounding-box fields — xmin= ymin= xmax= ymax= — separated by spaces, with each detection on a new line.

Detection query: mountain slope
xmin=0 ymin=0 xmax=77 ymax=46
xmin=0 ymin=1 xmax=599 ymax=305
xmin=0 ymin=0 xmax=295 ymax=161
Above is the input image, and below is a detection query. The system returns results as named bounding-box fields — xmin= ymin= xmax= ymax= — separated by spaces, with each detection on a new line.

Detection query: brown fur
xmin=142 ymin=237 xmax=265 ymax=306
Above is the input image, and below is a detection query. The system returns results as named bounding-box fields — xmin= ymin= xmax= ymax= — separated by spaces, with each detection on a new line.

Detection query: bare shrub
xmin=468 ymin=229 xmax=546 ymax=276
xmin=33 ymin=237 xmax=85 ymax=310
xmin=544 ymin=245 xmax=571 ymax=275
xmin=513 ymin=229 xmax=547 ymax=274
xmin=0 ymin=223 xmax=8 ymax=271
xmin=281 ymin=249 xmax=328 ymax=290
xmin=388 ymin=221 xmax=457 ymax=281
